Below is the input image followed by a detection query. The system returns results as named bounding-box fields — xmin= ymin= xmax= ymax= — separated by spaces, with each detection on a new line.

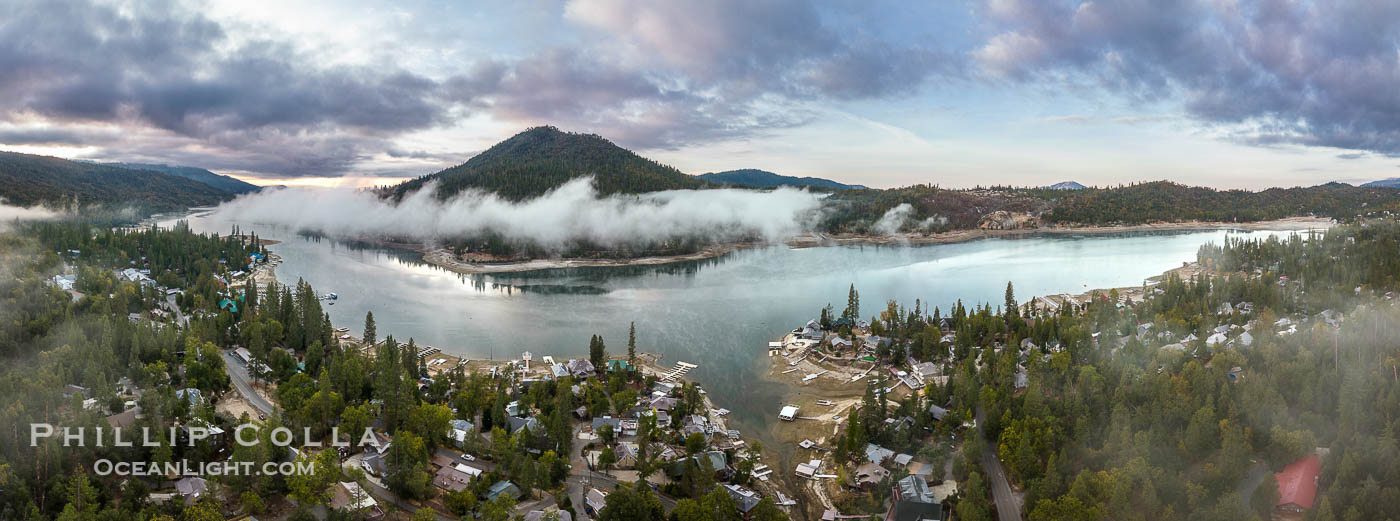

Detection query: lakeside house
xmin=778 ymin=405 xmax=799 ymax=421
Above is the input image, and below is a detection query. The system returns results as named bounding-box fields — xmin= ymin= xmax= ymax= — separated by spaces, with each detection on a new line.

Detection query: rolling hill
xmin=1361 ymin=178 xmax=1400 ymax=188
xmin=0 ymin=152 xmax=234 ymax=211
xmin=389 ymin=126 xmax=708 ymax=201
xmin=103 ymin=162 xmax=259 ymax=194
xmin=696 ymin=169 xmax=866 ymax=190
xmin=1047 ymin=181 xmax=1087 ymax=190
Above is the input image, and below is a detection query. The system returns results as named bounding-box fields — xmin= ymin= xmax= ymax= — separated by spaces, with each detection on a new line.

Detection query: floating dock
xmin=661 ymin=361 xmax=698 ymax=381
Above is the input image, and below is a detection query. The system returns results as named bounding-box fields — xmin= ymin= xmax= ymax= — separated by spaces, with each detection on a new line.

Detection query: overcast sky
xmin=1 ymin=0 xmax=1398 ymax=189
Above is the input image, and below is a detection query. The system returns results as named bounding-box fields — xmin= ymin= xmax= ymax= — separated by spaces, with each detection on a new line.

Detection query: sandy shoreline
xmin=417 ymin=216 xmax=1334 ymax=274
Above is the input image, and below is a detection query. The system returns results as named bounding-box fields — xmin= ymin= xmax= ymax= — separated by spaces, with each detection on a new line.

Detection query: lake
xmin=165 ymin=212 xmax=1306 ymax=437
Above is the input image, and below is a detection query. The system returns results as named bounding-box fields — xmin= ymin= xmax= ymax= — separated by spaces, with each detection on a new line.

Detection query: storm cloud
xmin=0 ymin=0 xmax=954 ymax=178
xmin=976 ymin=0 xmax=1400 ymax=155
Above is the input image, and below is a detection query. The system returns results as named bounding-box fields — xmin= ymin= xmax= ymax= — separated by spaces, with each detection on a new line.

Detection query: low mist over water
xmin=210 ymin=178 xmax=826 ymax=250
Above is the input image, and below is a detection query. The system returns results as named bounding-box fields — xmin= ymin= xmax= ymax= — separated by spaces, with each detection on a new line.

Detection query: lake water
xmin=166 ymin=212 xmax=1305 ymax=436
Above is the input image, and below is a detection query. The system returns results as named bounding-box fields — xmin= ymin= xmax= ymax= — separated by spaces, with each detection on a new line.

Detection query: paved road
xmin=361 ymin=477 xmax=456 ymax=520
xmin=977 ymin=407 xmax=1024 ymax=521
xmin=221 ymin=349 xmax=276 ymax=417
xmin=162 ymin=295 xmax=187 ymax=326
xmin=567 ymin=470 xmax=678 ymax=510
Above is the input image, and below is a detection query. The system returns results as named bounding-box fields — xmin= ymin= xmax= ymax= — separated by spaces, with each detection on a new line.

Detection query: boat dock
xmin=660 ymin=361 xmax=698 ymax=381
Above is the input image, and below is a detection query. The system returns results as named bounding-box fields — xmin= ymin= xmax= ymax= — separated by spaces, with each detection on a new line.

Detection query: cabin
xmin=174 ymin=477 xmax=208 ymax=505
xmin=331 ymin=481 xmax=383 ymax=519
xmin=585 ymin=489 xmax=608 ymax=516
xmin=724 ymin=484 xmax=762 ymax=516
xmin=1275 ymin=455 xmax=1322 ymax=515
xmin=885 ymin=475 xmax=946 ymax=521
xmin=853 ymin=462 xmax=890 ymax=489
xmin=865 ymin=443 xmax=896 ymax=465
xmin=485 ymin=480 xmax=523 ymax=501
xmin=778 ymin=405 xmax=799 ymax=421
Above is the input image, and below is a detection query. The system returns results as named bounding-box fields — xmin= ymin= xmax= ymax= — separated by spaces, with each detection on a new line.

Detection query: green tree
xmin=597 ymin=482 xmax=665 ymax=521
xmin=590 ymin=334 xmax=608 ymax=372
xmin=627 ymin=321 xmax=637 ymax=370
xmin=844 ymin=284 xmax=860 ymax=320
xmin=363 ymin=311 xmax=376 ymax=347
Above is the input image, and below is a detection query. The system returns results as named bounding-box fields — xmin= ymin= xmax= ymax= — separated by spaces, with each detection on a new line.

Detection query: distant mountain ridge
xmin=103 ymin=162 xmax=259 ymax=194
xmin=0 ymin=152 xmax=234 ymax=210
xmin=1047 ymin=181 xmax=1087 ymax=190
xmin=1362 ymin=178 xmax=1400 ymax=188
xmin=696 ymin=169 xmax=866 ymax=190
xmin=390 ymin=126 xmax=707 ymax=201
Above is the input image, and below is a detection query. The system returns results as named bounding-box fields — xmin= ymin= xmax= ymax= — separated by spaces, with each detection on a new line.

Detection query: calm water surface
xmin=166 ymin=213 xmax=1303 ymax=436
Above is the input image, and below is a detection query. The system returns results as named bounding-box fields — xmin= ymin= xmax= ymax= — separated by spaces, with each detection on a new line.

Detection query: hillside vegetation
xmin=696 ymin=169 xmax=865 ymax=190
xmin=103 ymin=162 xmax=260 ymax=194
xmin=0 ymin=152 xmax=233 ymax=211
xmin=389 ymin=126 xmax=708 ymax=201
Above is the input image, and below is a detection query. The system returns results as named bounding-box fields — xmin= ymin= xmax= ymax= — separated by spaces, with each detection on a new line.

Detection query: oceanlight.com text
xmin=93 ymin=459 xmax=317 ymax=477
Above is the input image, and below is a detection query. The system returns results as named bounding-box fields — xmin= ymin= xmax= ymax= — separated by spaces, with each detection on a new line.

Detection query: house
xmin=1205 ymin=332 xmax=1228 ymax=347
xmin=107 ymin=407 xmax=140 ymax=429
xmin=585 ymin=488 xmax=608 ymax=516
xmin=830 ymin=337 xmax=853 ymax=350
xmin=485 ymin=480 xmax=523 ymax=501
xmin=330 ymin=481 xmax=383 ymax=518
xmin=665 ymin=451 xmax=731 ymax=480
xmin=778 ymin=405 xmax=799 ymax=421
xmin=928 ymin=404 xmax=948 ymax=421
xmin=568 ymin=359 xmax=596 ymax=378
xmin=449 ymin=419 xmax=475 ymax=447
xmin=524 ymin=509 xmax=573 ymax=521
xmin=551 ymin=362 xmax=570 ymax=379
xmin=865 ymin=443 xmax=896 ymax=465
xmin=615 ymin=442 xmax=640 ymax=469
xmin=650 ymin=396 xmax=678 ymax=411
xmin=1275 ymin=455 xmax=1322 ymax=514
xmin=50 ymin=274 xmax=76 ymax=291
xmin=912 ymin=362 xmax=939 ymax=385
xmin=174 ymin=477 xmax=208 ymax=505
xmin=361 ymin=452 xmax=387 ymax=476
xmin=724 ymin=484 xmax=762 ymax=515
xmin=1237 ymin=331 xmax=1254 ymax=347
xmin=853 ymin=462 xmax=890 ymax=488
xmin=509 ymin=416 xmax=544 ymax=435
xmin=796 ymin=459 xmax=821 ymax=478
xmin=175 ymin=388 xmax=204 ymax=407
xmin=433 ymin=464 xmax=476 ymax=492
xmin=885 ymin=475 xmax=946 ymax=521
xmin=234 ymin=347 xmax=253 ymax=364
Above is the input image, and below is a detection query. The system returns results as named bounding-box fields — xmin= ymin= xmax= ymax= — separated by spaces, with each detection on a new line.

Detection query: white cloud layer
xmin=210 ymin=178 xmax=825 ymax=249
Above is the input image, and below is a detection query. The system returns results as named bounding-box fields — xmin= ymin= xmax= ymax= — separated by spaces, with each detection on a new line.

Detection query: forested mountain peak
xmin=388 ymin=126 xmax=709 ymax=201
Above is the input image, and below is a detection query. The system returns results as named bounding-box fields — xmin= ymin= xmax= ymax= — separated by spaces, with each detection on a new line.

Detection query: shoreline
xmin=417 ymin=216 xmax=1334 ymax=274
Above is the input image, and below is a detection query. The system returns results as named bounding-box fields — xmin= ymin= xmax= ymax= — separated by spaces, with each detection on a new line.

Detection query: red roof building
xmin=1275 ymin=454 xmax=1322 ymax=513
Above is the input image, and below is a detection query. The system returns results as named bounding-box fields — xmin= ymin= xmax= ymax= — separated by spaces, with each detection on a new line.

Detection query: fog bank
xmin=210 ymin=178 xmax=826 ymax=249
xmin=0 ymin=204 xmax=61 ymax=230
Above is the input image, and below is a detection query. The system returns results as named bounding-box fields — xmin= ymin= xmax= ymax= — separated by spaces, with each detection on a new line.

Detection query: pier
xmin=660 ymin=361 xmax=698 ymax=381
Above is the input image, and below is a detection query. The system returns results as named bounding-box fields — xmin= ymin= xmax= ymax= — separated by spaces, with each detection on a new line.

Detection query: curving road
xmin=221 ymin=349 xmax=276 ymax=417
xmin=977 ymin=407 xmax=1024 ymax=521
